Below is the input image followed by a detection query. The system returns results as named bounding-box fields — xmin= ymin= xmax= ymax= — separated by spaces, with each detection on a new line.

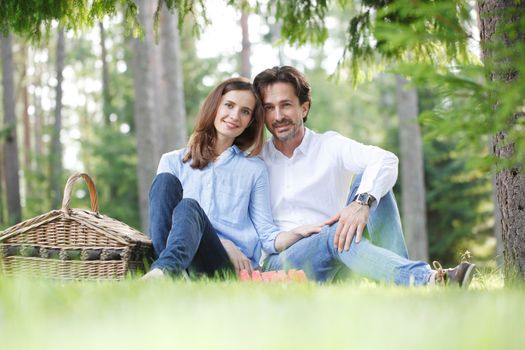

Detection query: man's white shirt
xmin=260 ymin=127 xmax=399 ymax=231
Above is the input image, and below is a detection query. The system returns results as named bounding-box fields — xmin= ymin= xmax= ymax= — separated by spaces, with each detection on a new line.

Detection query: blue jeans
xmin=264 ymin=174 xmax=432 ymax=285
xmin=347 ymin=174 xmax=409 ymax=258
xmin=148 ymin=173 xmax=234 ymax=276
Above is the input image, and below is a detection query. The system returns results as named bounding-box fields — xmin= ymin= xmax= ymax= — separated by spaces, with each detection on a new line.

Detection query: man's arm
xmin=327 ymin=133 xmax=399 ymax=252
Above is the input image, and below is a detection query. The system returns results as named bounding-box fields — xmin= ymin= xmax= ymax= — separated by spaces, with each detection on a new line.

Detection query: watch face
xmin=356 ymin=193 xmax=373 ymax=206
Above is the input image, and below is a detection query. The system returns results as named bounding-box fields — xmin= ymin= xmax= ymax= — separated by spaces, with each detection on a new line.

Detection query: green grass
xmin=0 ymin=271 xmax=523 ymax=350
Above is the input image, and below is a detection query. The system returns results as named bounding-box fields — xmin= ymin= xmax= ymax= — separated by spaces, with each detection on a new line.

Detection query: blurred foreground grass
xmin=0 ymin=269 xmax=523 ymax=350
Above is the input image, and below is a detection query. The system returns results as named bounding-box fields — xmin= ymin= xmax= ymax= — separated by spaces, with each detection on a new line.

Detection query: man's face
xmin=261 ymin=82 xmax=309 ymax=143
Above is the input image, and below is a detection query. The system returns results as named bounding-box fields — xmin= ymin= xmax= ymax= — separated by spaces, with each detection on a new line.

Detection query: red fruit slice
xmin=239 ymin=269 xmax=251 ymax=281
xmin=251 ymin=270 xmax=262 ymax=281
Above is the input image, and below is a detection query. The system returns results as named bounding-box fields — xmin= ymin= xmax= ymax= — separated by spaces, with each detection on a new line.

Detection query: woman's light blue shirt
xmin=156 ymin=145 xmax=281 ymax=266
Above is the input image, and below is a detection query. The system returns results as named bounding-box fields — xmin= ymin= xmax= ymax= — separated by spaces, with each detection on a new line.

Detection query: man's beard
xmin=271 ymin=119 xmax=302 ymax=142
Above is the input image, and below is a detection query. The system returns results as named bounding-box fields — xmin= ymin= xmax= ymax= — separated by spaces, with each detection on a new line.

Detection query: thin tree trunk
xmin=99 ymin=21 xmax=111 ymax=126
xmin=50 ymin=28 xmax=65 ymax=209
xmin=159 ymin=4 xmax=187 ymax=153
xmin=1 ymin=33 xmax=22 ymax=224
xmin=479 ymin=0 xmax=525 ymax=281
xmin=240 ymin=10 xmax=251 ymax=78
xmin=396 ymin=75 xmax=428 ymax=261
xmin=0 ymin=147 xmax=4 ymax=225
xmin=33 ymin=89 xmax=43 ymax=159
xmin=133 ymin=0 xmax=158 ymax=232
xmin=21 ymin=45 xmax=32 ymax=197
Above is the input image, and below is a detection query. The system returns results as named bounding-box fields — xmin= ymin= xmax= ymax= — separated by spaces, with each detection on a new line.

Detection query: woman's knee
xmin=173 ymin=198 xmax=203 ymax=217
xmin=150 ymin=173 xmax=183 ymax=199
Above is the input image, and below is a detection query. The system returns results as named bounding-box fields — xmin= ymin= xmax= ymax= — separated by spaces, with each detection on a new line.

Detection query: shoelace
xmin=432 ymin=261 xmax=447 ymax=284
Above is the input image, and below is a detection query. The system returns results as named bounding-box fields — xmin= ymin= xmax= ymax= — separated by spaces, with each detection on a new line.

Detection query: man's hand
xmin=220 ymin=239 xmax=252 ymax=274
xmin=331 ymin=202 xmax=369 ymax=253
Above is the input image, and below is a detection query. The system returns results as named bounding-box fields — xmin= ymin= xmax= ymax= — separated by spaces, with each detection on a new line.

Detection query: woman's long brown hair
xmin=183 ymin=77 xmax=264 ymax=169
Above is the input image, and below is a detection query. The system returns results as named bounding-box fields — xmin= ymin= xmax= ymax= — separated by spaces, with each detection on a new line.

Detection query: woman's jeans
xmin=264 ymin=174 xmax=433 ymax=286
xmin=148 ymin=173 xmax=233 ymax=276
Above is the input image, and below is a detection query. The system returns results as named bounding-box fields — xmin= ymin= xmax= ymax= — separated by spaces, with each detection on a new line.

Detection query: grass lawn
xmin=0 ymin=270 xmax=523 ymax=350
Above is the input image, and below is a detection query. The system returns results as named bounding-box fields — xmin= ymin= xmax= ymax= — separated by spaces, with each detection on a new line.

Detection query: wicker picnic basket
xmin=0 ymin=173 xmax=153 ymax=280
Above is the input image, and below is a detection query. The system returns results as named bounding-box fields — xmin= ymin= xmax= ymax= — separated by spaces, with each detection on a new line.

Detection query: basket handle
xmin=61 ymin=172 xmax=100 ymax=214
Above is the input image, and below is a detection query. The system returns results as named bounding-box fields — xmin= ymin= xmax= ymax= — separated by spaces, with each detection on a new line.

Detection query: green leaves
xmin=0 ymin=0 xmax=126 ymax=39
xmin=271 ymin=0 xmax=329 ymax=46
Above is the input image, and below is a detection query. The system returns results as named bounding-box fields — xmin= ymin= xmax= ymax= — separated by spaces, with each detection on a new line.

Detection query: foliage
xmin=416 ymin=85 xmax=493 ymax=264
xmin=270 ymin=0 xmax=330 ymax=45
xmin=423 ymin=139 xmax=493 ymax=264
xmin=21 ymin=153 xmax=54 ymax=218
xmin=0 ymin=0 xmax=141 ymax=39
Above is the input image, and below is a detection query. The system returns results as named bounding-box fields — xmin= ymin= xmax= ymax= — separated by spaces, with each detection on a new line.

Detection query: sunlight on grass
xmin=0 ymin=272 xmax=523 ymax=350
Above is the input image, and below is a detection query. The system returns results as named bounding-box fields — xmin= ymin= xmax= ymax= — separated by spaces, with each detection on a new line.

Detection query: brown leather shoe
xmin=431 ymin=261 xmax=476 ymax=288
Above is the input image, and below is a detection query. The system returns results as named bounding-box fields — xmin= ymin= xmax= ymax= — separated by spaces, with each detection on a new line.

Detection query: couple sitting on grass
xmin=143 ymin=66 xmax=476 ymax=287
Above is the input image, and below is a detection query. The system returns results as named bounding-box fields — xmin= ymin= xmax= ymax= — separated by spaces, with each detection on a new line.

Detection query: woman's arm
xmin=249 ymin=163 xmax=333 ymax=254
xmin=248 ymin=167 xmax=282 ymax=255
xmin=274 ymin=221 xmax=333 ymax=252
xmin=220 ymin=238 xmax=253 ymax=274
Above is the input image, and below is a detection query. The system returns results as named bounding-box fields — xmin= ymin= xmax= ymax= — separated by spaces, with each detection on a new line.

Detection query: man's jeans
xmin=264 ymin=174 xmax=433 ymax=285
xmin=148 ymin=173 xmax=233 ymax=276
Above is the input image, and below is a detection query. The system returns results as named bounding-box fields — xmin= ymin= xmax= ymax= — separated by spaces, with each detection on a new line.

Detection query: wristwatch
xmin=353 ymin=193 xmax=376 ymax=207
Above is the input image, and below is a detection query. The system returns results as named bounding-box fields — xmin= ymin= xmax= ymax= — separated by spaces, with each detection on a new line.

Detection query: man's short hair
xmin=253 ymin=66 xmax=311 ymax=122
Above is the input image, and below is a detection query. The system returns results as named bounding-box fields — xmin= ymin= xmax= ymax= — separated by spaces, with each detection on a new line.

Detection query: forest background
xmin=1 ymin=0 xmax=522 ymax=274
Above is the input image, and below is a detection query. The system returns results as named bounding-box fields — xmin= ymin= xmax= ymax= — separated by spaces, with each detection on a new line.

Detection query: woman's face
xmin=214 ymin=89 xmax=256 ymax=144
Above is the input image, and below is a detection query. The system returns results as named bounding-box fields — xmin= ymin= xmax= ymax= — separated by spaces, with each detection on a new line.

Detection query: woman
xmin=143 ymin=77 xmax=321 ymax=279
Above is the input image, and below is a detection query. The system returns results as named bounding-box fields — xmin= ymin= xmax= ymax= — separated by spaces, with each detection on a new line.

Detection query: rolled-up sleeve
xmin=329 ymin=133 xmax=399 ymax=206
xmin=248 ymin=167 xmax=281 ymax=254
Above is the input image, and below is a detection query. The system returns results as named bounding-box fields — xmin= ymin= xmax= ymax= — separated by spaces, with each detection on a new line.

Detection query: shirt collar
xmin=231 ymin=145 xmax=242 ymax=155
xmin=295 ymin=127 xmax=312 ymax=156
xmin=215 ymin=145 xmax=242 ymax=166
xmin=269 ymin=127 xmax=312 ymax=159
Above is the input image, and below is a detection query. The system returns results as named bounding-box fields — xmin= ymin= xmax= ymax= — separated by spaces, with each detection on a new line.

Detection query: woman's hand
xmin=275 ymin=220 xmax=330 ymax=252
xmin=220 ymin=239 xmax=253 ymax=274
xmin=290 ymin=222 xmax=326 ymax=238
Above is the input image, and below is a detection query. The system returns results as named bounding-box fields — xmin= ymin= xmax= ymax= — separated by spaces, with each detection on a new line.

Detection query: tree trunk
xmin=1 ymin=33 xmax=22 ymax=224
xmin=133 ymin=0 xmax=159 ymax=232
xmin=0 ymin=147 xmax=4 ymax=224
xmin=99 ymin=21 xmax=111 ymax=126
xmin=20 ymin=45 xmax=33 ymax=197
xmin=33 ymin=59 xmax=43 ymax=160
xmin=159 ymin=4 xmax=187 ymax=152
xmin=240 ymin=10 xmax=251 ymax=78
xmin=479 ymin=0 xmax=525 ymax=280
xmin=396 ymin=75 xmax=428 ymax=261
xmin=50 ymin=28 xmax=65 ymax=209
xmin=492 ymin=174 xmax=504 ymax=266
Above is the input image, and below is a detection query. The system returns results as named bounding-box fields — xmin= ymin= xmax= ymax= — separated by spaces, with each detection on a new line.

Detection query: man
xmin=254 ymin=66 xmax=475 ymax=287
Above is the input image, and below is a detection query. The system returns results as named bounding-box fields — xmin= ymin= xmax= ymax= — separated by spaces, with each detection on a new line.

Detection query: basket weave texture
xmin=0 ymin=173 xmax=152 ymax=280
